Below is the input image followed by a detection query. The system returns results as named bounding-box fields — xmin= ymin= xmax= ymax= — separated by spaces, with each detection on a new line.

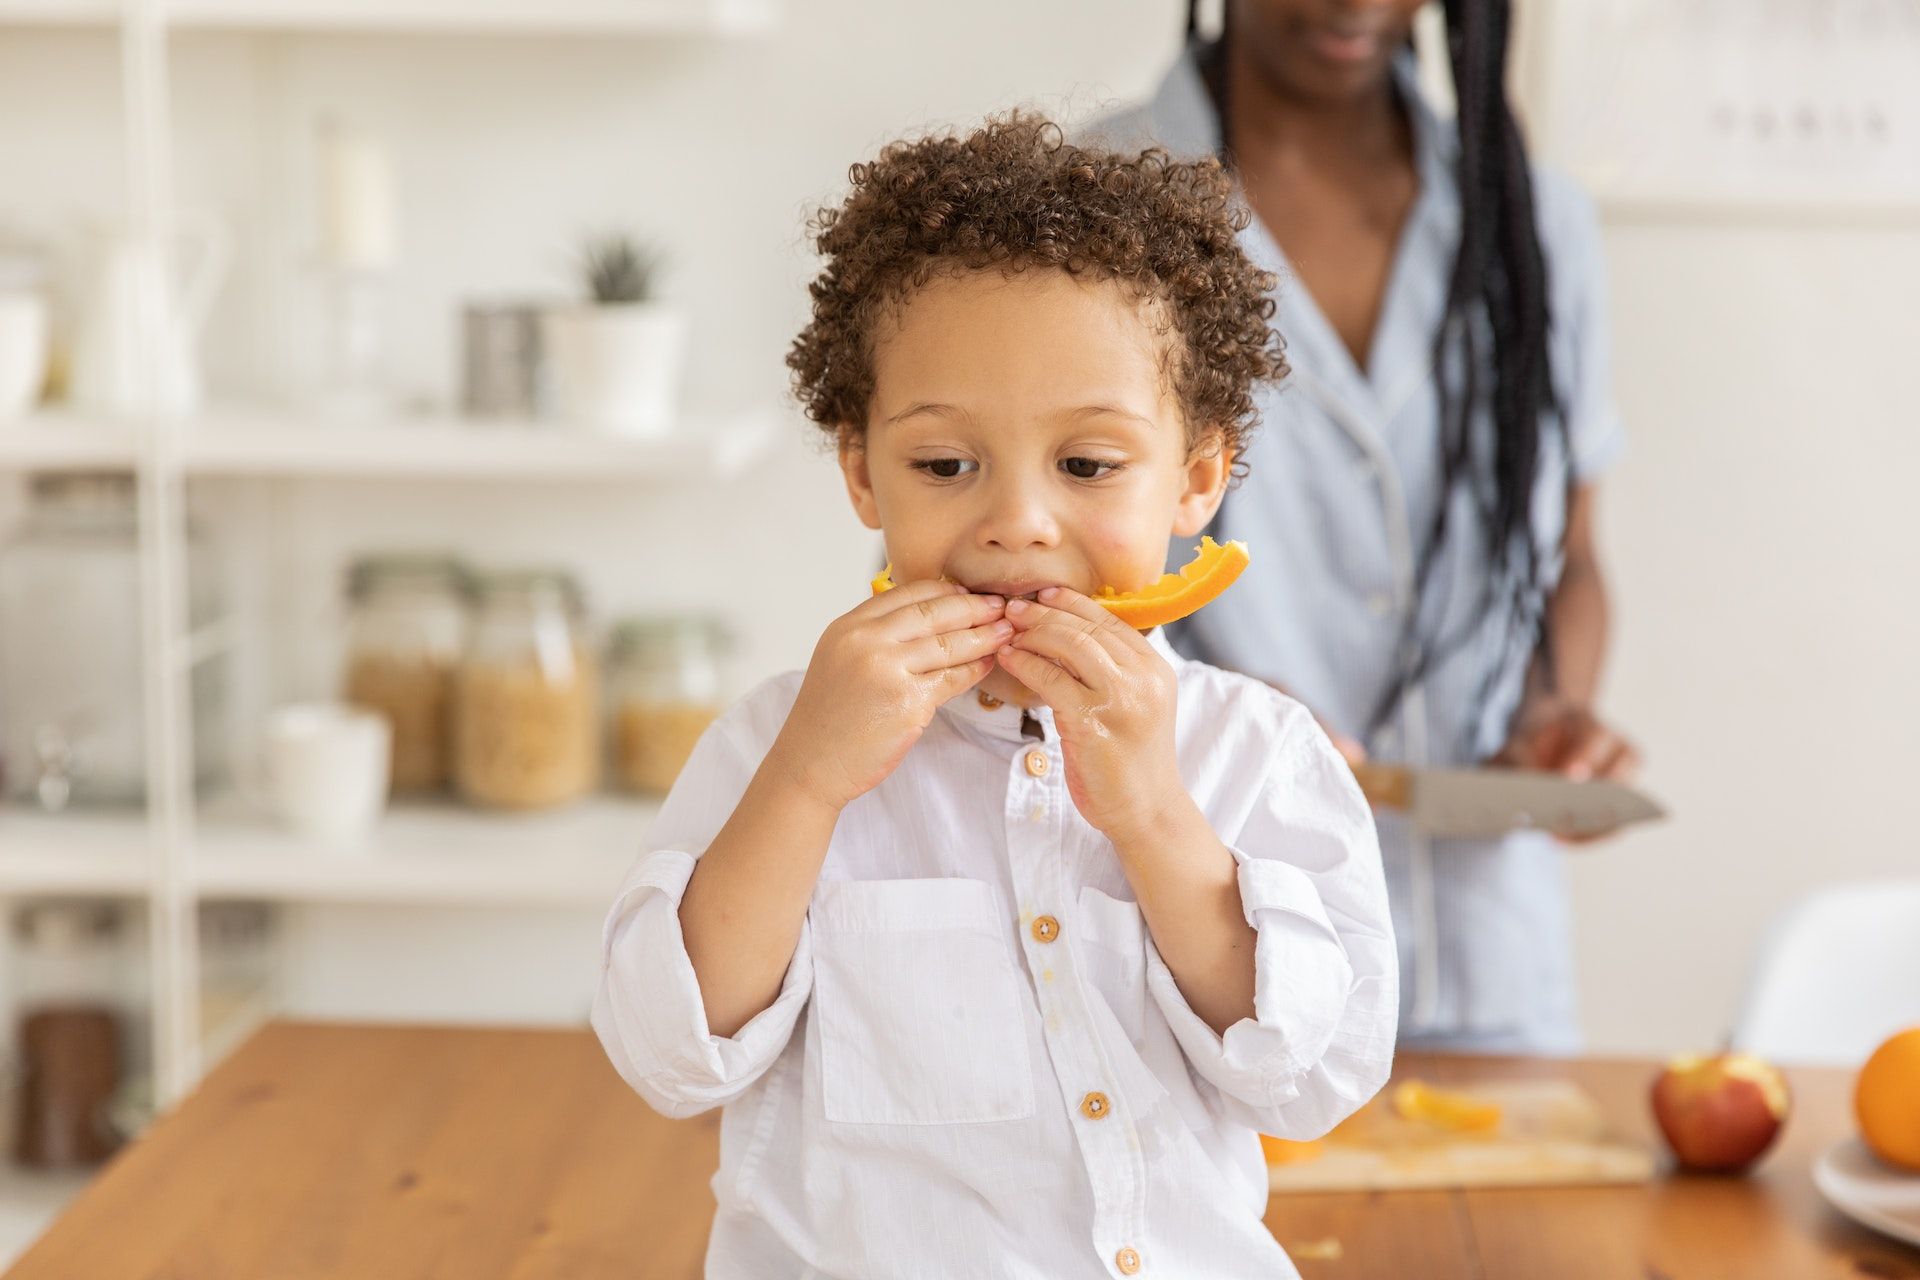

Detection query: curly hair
xmin=786 ymin=112 xmax=1283 ymax=482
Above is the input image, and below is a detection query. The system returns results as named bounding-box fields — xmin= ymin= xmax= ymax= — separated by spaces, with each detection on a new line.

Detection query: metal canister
xmin=460 ymin=300 xmax=544 ymax=419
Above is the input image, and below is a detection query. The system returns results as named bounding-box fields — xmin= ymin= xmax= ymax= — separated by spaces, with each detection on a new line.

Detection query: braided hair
xmin=1189 ymin=0 xmax=1568 ymax=748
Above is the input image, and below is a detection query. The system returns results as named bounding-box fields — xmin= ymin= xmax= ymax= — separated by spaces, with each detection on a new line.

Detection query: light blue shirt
xmin=1089 ymin=47 xmax=1625 ymax=1051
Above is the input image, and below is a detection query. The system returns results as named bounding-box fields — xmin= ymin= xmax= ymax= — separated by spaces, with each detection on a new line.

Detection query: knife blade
xmin=1349 ymin=763 xmax=1666 ymax=839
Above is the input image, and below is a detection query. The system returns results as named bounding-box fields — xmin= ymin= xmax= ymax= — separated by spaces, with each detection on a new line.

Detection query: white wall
xmin=2 ymin=5 xmax=1912 ymax=1057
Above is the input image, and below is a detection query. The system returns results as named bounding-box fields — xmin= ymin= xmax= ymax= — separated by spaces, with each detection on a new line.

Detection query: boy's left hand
xmin=996 ymin=586 xmax=1184 ymax=841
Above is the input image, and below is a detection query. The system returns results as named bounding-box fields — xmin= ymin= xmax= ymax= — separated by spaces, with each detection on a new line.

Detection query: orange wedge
xmin=869 ymin=536 xmax=1250 ymax=629
xmin=1391 ymin=1079 xmax=1503 ymax=1133
xmin=1259 ymin=1133 xmax=1326 ymax=1166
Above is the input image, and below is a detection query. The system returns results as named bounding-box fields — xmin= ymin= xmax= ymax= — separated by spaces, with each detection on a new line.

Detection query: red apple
xmin=1650 ymin=1052 xmax=1790 ymax=1173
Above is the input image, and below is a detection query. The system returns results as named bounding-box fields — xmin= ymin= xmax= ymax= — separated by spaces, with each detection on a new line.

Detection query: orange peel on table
xmin=1391 ymin=1079 xmax=1503 ymax=1133
xmin=869 ymin=536 xmax=1251 ymax=629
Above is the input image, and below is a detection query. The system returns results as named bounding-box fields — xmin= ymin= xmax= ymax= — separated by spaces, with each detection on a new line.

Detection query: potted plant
xmin=539 ymin=233 xmax=685 ymax=439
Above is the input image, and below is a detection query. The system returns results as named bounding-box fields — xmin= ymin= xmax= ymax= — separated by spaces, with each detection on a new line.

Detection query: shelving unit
xmin=0 ymin=0 xmax=782 ymax=1180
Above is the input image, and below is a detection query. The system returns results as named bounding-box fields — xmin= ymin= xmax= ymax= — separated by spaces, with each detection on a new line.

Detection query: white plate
xmin=1813 ymin=1137 xmax=1920 ymax=1248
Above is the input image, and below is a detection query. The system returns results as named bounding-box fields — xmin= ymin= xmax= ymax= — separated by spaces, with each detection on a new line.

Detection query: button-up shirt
xmin=592 ymin=627 xmax=1397 ymax=1278
xmin=1087 ymin=47 xmax=1626 ymax=1052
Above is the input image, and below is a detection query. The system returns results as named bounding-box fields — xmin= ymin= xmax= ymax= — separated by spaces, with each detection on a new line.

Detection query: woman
xmin=1090 ymin=0 xmax=1640 ymax=1053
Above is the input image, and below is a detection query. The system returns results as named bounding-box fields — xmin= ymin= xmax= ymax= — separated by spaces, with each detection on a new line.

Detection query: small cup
xmin=254 ymin=702 xmax=392 ymax=841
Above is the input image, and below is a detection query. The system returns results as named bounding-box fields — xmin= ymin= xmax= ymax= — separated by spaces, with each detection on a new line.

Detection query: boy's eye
xmin=911 ymin=458 xmax=977 ymax=479
xmin=1061 ymin=457 xmax=1122 ymax=480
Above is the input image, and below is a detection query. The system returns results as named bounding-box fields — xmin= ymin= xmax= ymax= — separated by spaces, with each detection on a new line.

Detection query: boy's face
xmin=840 ymin=268 xmax=1230 ymax=706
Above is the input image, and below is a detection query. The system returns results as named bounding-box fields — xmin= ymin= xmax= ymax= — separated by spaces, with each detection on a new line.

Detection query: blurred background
xmin=0 ymin=0 xmax=1915 ymax=1256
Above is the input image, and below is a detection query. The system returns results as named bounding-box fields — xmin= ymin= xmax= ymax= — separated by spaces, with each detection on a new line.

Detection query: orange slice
xmin=1259 ymin=1133 xmax=1326 ymax=1166
xmin=1391 ymin=1079 xmax=1503 ymax=1133
xmin=868 ymin=536 xmax=1250 ymax=629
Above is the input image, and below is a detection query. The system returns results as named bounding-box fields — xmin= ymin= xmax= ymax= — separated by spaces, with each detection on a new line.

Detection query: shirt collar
xmin=937 ymin=625 xmax=1186 ymax=745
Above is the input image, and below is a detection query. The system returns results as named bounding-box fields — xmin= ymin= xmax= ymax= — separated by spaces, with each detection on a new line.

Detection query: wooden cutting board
xmin=1267 ymin=1079 xmax=1657 ymax=1193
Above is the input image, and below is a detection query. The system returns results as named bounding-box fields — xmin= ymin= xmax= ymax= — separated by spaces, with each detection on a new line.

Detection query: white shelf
xmin=0 ymin=404 xmax=779 ymax=482
xmin=0 ymin=0 xmax=777 ymax=35
xmin=0 ymin=413 xmax=139 ymax=472
xmin=0 ymin=793 xmax=655 ymax=906
xmin=0 ymin=806 xmax=152 ymax=897
xmin=193 ymin=792 xmax=654 ymax=907
xmin=181 ymin=404 xmax=777 ymax=481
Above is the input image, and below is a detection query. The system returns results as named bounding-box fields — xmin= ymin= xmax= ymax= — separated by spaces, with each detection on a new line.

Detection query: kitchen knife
xmin=1349 ymin=763 xmax=1666 ymax=839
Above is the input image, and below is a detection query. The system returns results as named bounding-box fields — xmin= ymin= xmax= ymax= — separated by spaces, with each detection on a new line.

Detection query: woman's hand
xmin=1493 ymin=694 xmax=1642 ymax=844
xmin=770 ymin=576 xmax=1011 ymax=813
xmin=995 ymin=586 xmax=1186 ymax=841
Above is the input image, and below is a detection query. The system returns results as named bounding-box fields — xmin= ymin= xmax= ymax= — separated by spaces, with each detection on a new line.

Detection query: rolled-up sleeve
xmin=590 ymin=691 xmax=814 ymax=1119
xmin=1145 ymin=711 xmax=1398 ymax=1139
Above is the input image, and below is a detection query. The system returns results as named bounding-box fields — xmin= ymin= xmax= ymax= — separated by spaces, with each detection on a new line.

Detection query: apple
xmin=1650 ymin=1052 xmax=1790 ymax=1173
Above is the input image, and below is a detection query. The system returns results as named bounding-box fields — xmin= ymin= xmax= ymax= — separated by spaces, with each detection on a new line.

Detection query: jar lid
xmin=470 ymin=567 xmax=586 ymax=611
xmin=347 ymin=552 xmax=471 ymax=600
xmin=608 ymin=614 xmax=734 ymax=658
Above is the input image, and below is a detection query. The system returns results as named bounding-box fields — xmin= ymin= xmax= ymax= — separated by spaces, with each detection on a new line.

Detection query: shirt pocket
xmin=810 ymin=877 xmax=1035 ymax=1126
xmin=1074 ymin=885 xmax=1148 ymax=1043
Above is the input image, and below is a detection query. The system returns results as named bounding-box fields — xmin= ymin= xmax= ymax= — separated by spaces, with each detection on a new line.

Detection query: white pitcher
xmin=69 ymin=215 xmax=230 ymax=418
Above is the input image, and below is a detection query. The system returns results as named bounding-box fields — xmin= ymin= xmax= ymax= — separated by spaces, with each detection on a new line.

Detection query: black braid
xmin=1189 ymin=0 xmax=1567 ymax=754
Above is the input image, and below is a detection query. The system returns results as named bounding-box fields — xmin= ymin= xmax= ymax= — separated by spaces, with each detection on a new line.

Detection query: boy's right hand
xmin=769 ymin=577 xmax=1011 ymax=813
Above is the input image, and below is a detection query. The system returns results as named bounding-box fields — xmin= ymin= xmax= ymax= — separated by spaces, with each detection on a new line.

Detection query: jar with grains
xmin=607 ymin=614 xmax=732 ymax=797
xmin=454 ymin=568 xmax=598 ymax=810
xmin=341 ymin=553 xmax=468 ymax=794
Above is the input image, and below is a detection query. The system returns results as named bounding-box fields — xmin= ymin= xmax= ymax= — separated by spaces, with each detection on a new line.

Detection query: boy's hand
xmin=996 ymin=586 xmax=1185 ymax=841
xmin=771 ymin=577 xmax=1010 ymax=813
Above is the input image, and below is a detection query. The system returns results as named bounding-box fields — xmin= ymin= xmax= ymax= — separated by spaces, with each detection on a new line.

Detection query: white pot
xmin=0 ymin=291 xmax=49 ymax=422
xmin=539 ymin=302 xmax=686 ymax=439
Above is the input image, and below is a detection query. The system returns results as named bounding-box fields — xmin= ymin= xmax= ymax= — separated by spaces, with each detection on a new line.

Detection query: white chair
xmin=1731 ymin=879 xmax=1920 ymax=1067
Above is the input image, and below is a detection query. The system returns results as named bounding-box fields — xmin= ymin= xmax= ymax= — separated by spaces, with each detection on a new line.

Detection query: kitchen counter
xmin=6 ymin=1021 xmax=1914 ymax=1278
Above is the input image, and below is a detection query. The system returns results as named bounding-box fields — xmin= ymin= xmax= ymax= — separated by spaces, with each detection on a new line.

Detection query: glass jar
xmin=453 ymin=568 xmax=598 ymax=810
xmin=7 ymin=901 xmax=130 ymax=1167
xmin=341 ymin=553 xmax=468 ymax=795
xmin=607 ymin=615 xmax=733 ymax=797
xmin=0 ymin=473 xmax=223 ymax=809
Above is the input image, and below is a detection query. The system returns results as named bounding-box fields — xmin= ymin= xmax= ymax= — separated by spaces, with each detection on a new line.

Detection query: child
xmin=593 ymin=114 xmax=1397 ymax=1279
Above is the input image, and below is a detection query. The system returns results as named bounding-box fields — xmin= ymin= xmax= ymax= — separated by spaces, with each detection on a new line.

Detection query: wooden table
xmin=8 ymin=1021 xmax=1917 ymax=1279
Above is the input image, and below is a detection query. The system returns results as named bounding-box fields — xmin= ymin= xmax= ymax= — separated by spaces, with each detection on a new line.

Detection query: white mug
xmin=0 ymin=291 xmax=49 ymax=422
xmin=254 ymin=702 xmax=391 ymax=842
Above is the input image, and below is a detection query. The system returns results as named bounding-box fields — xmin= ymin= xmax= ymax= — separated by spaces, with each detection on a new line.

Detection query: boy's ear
xmin=1171 ymin=428 xmax=1231 ymax=538
xmin=839 ymin=430 xmax=883 ymax=531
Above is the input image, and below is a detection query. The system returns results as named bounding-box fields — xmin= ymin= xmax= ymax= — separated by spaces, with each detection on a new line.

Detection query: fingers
xmin=1329 ymin=730 xmax=1369 ymax=768
xmin=904 ymin=615 xmax=1016 ymax=674
xmin=1027 ymin=585 xmax=1153 ymax=658
xmin=993 ymin=643 xmax=1083 ymax=708
xmin=857 ymin=573 xmax=972 ymax=622
xmin=930 ymin=651 xmax=998 ymax=699
xmin=876 ymin=584 xmax=1008 ymax=640
xmin=1004 ymin=610 xmax=1122 ymax=688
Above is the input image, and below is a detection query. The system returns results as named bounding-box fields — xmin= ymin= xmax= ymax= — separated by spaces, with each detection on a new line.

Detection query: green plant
xmin=578 ymin=233 xmax=659 ymax=305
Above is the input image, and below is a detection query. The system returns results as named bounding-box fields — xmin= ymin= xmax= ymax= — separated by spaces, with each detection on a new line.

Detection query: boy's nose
xmin=977 ymin=480 xmax=1061 ymax=552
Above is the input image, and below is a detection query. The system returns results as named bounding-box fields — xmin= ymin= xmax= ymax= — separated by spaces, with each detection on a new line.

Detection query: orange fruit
xmin=1391 ymin=1079 xmax=1503 ymax=1133
xmin=1856 ymin=1026 xmax=1920 ymax=1171
xmin=869 ymin=536 xmax=1250 ymax=629
xmin=1259 ymin=1133 xmax=1325 ymax=1165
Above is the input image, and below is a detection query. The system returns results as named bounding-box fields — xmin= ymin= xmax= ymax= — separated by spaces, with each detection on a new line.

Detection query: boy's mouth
xmin=963 ymin=580 xmax=1059 ymax=601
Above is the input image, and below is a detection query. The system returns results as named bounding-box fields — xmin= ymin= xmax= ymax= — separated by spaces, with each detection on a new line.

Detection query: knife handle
xmin=1349 ymin=762 xmax=1412 ymax=811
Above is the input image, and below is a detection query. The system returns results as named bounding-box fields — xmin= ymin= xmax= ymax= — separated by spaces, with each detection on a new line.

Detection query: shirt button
xmin=1080 ymin=1091 xmax=1111 ymax=1120
xmin=1023 ymin=749 xmax=1049 ymax=777
xmin=1367 ymin=592 xmax=1394 ymax=617
xmin=977 ymin=690 xmax=1003 ymax=710
xmin=1115 ymin=1246 xmax=1142 ymax=1275
xmin=1031 ymin=915 xmax=1060 ymax=944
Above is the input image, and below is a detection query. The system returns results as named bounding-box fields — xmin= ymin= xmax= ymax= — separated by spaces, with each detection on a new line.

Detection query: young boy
xmin=593 ymin=113 xmax=1397 ymax=1278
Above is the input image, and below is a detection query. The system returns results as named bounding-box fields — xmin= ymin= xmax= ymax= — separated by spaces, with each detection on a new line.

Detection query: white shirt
xmin=592 ymin=627 xmax=1398 ymax=1279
